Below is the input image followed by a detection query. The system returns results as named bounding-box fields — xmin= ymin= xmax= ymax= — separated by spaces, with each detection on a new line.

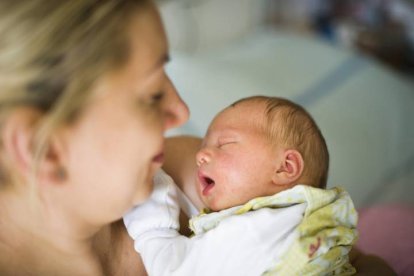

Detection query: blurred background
xmin=160 ymin=0 xmax=414 ymax=76
xmin=269 ymin=0 xmax=414 ymax=75
xmin=158 ymin=0 xmax=414 ymax=209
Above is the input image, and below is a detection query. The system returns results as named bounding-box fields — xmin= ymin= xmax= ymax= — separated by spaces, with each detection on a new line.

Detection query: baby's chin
xmin=201 ymin=197 xmax=218 ymax=212
xmin=203 ymin=198 xmax=231 ymax=212
xmin=205 ymin=196 xmax=255 ymax=212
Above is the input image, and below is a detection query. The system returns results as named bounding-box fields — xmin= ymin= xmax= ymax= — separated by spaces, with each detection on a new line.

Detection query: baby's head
xmin=196 ymin=96 xmax=329 ymax=211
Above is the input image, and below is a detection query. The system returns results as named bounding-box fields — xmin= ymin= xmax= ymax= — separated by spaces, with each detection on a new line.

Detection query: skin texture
xmin=195 ymin=100 xmax=302 ymax=211
xmin=163 ymin=135 xmax=397 ymax=275
xmin=0 ymin=2 xmax=188 ymax=275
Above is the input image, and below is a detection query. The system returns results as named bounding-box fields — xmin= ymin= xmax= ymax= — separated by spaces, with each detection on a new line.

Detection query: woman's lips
xmin=197 ymin=170 xmax=215 ymax=196
xmin=152 ymin=152 xmax=164 ymax=164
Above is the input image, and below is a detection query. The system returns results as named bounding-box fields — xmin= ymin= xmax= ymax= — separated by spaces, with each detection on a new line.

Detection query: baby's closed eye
xmin=217 ymin=139 xmax=237 ymax=148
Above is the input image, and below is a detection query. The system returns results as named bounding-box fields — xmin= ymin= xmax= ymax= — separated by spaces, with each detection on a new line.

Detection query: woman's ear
xmin=2 ymin=107 xmax=67 ymax=184
xmin=40 ymin=131 xmax=68 ymax=183
xmin=272 ymin=149 xmax=304 ymax=187
xmin=2 ymin=107 xmax=41 ymax=178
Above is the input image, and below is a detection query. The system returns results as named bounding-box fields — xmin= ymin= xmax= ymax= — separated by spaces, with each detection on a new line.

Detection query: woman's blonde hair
xmin=0 ymin=0 xmax=149 ymax=185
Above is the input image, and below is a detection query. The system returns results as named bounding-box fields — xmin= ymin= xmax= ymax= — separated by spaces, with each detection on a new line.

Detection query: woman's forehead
xmin=126 ymin=3 xmax=168 ymax=72
xmin=97 ymin=3 xmax=168 ymax=92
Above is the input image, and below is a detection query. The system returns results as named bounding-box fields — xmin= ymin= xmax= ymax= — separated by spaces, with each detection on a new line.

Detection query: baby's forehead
xmin=215 ymin=101 xmax=267 ymax=124
xmin=207 ymin=101 xmax=270 ymax=135
xmin=225 ymin=99 xmax=268 ymax=117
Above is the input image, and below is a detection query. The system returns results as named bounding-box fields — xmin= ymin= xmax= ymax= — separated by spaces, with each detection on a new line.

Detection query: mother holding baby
xmin=0 ymin=0 xmax=395 ymax=275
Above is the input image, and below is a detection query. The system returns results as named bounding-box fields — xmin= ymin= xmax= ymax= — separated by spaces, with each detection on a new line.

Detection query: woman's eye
xmin=149 ymin=91 xmax=165 ymax=105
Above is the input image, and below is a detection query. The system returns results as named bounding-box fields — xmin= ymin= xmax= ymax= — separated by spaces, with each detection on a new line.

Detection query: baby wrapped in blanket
xmin=124 ymin=96 xmax=358 ymax=275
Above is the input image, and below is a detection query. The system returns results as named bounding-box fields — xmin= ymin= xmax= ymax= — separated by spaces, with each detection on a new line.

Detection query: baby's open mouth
xmin=198 ymin=172 xmax=215 ymax=196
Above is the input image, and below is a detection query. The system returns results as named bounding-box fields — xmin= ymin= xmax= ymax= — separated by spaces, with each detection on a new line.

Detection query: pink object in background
xmin=357 ymin=204 xmax=414 ymax=276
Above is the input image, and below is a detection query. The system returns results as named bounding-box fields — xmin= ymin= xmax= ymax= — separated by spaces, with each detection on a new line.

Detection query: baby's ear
xmin=272 ymin=149 xmax=304 ymax=187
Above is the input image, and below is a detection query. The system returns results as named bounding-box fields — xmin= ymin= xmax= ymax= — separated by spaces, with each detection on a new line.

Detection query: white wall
xmin=159 ymin=0 xmax=267 ymax=53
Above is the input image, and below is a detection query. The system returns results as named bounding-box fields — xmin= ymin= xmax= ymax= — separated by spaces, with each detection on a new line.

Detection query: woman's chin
xmin=132 ymin=182 xmax=154 ymax=205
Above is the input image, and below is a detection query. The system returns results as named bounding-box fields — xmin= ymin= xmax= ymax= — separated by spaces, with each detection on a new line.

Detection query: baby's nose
xmin=196 ymin=149 xmax=210 ymax=167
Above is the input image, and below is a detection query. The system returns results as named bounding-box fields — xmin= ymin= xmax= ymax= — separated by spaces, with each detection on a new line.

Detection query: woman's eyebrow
xmin=147 ymin=53 xmax=170 ymax=74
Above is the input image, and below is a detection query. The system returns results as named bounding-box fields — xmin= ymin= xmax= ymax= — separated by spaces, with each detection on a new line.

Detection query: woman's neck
xmin=0 ymin=189 xmax=105 ymax=275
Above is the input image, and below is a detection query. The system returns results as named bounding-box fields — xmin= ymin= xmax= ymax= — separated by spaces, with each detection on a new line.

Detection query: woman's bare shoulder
xmin=106 ymin=220 xmax=147 ymax=275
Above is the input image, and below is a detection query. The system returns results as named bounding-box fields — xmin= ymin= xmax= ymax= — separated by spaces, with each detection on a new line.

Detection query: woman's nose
xmin=196 ymin=148 xmax=211 ymax=167
xmin=163 ymin=79 xmax=189 ymax=130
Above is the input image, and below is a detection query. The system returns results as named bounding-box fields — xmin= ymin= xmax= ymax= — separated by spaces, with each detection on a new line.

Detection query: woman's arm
xmin=163 ymin=135 xmax=205 ymax=236
xmin=350 ymin=247 xmax=396 ymax=275
xmin=163 ymin=135 xmax=205 ymax=211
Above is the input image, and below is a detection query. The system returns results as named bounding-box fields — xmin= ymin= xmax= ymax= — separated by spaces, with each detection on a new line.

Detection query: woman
xmin=0 ymin=0 xmax=188 ymax=274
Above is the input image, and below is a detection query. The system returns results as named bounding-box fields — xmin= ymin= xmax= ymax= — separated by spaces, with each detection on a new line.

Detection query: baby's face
xmin=195 ymin=102 xmax=285 ymax=211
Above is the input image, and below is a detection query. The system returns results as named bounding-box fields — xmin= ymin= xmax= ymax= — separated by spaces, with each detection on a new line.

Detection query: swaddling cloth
xmin=124 ymin=169 xmax=357 ymax=275
xmin=190 ymin=184 xmax=358 ymax=276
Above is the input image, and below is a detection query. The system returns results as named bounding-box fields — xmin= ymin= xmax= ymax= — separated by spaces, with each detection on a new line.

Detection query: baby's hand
xmin=123 ymin=169 xmax=180 ymax=240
